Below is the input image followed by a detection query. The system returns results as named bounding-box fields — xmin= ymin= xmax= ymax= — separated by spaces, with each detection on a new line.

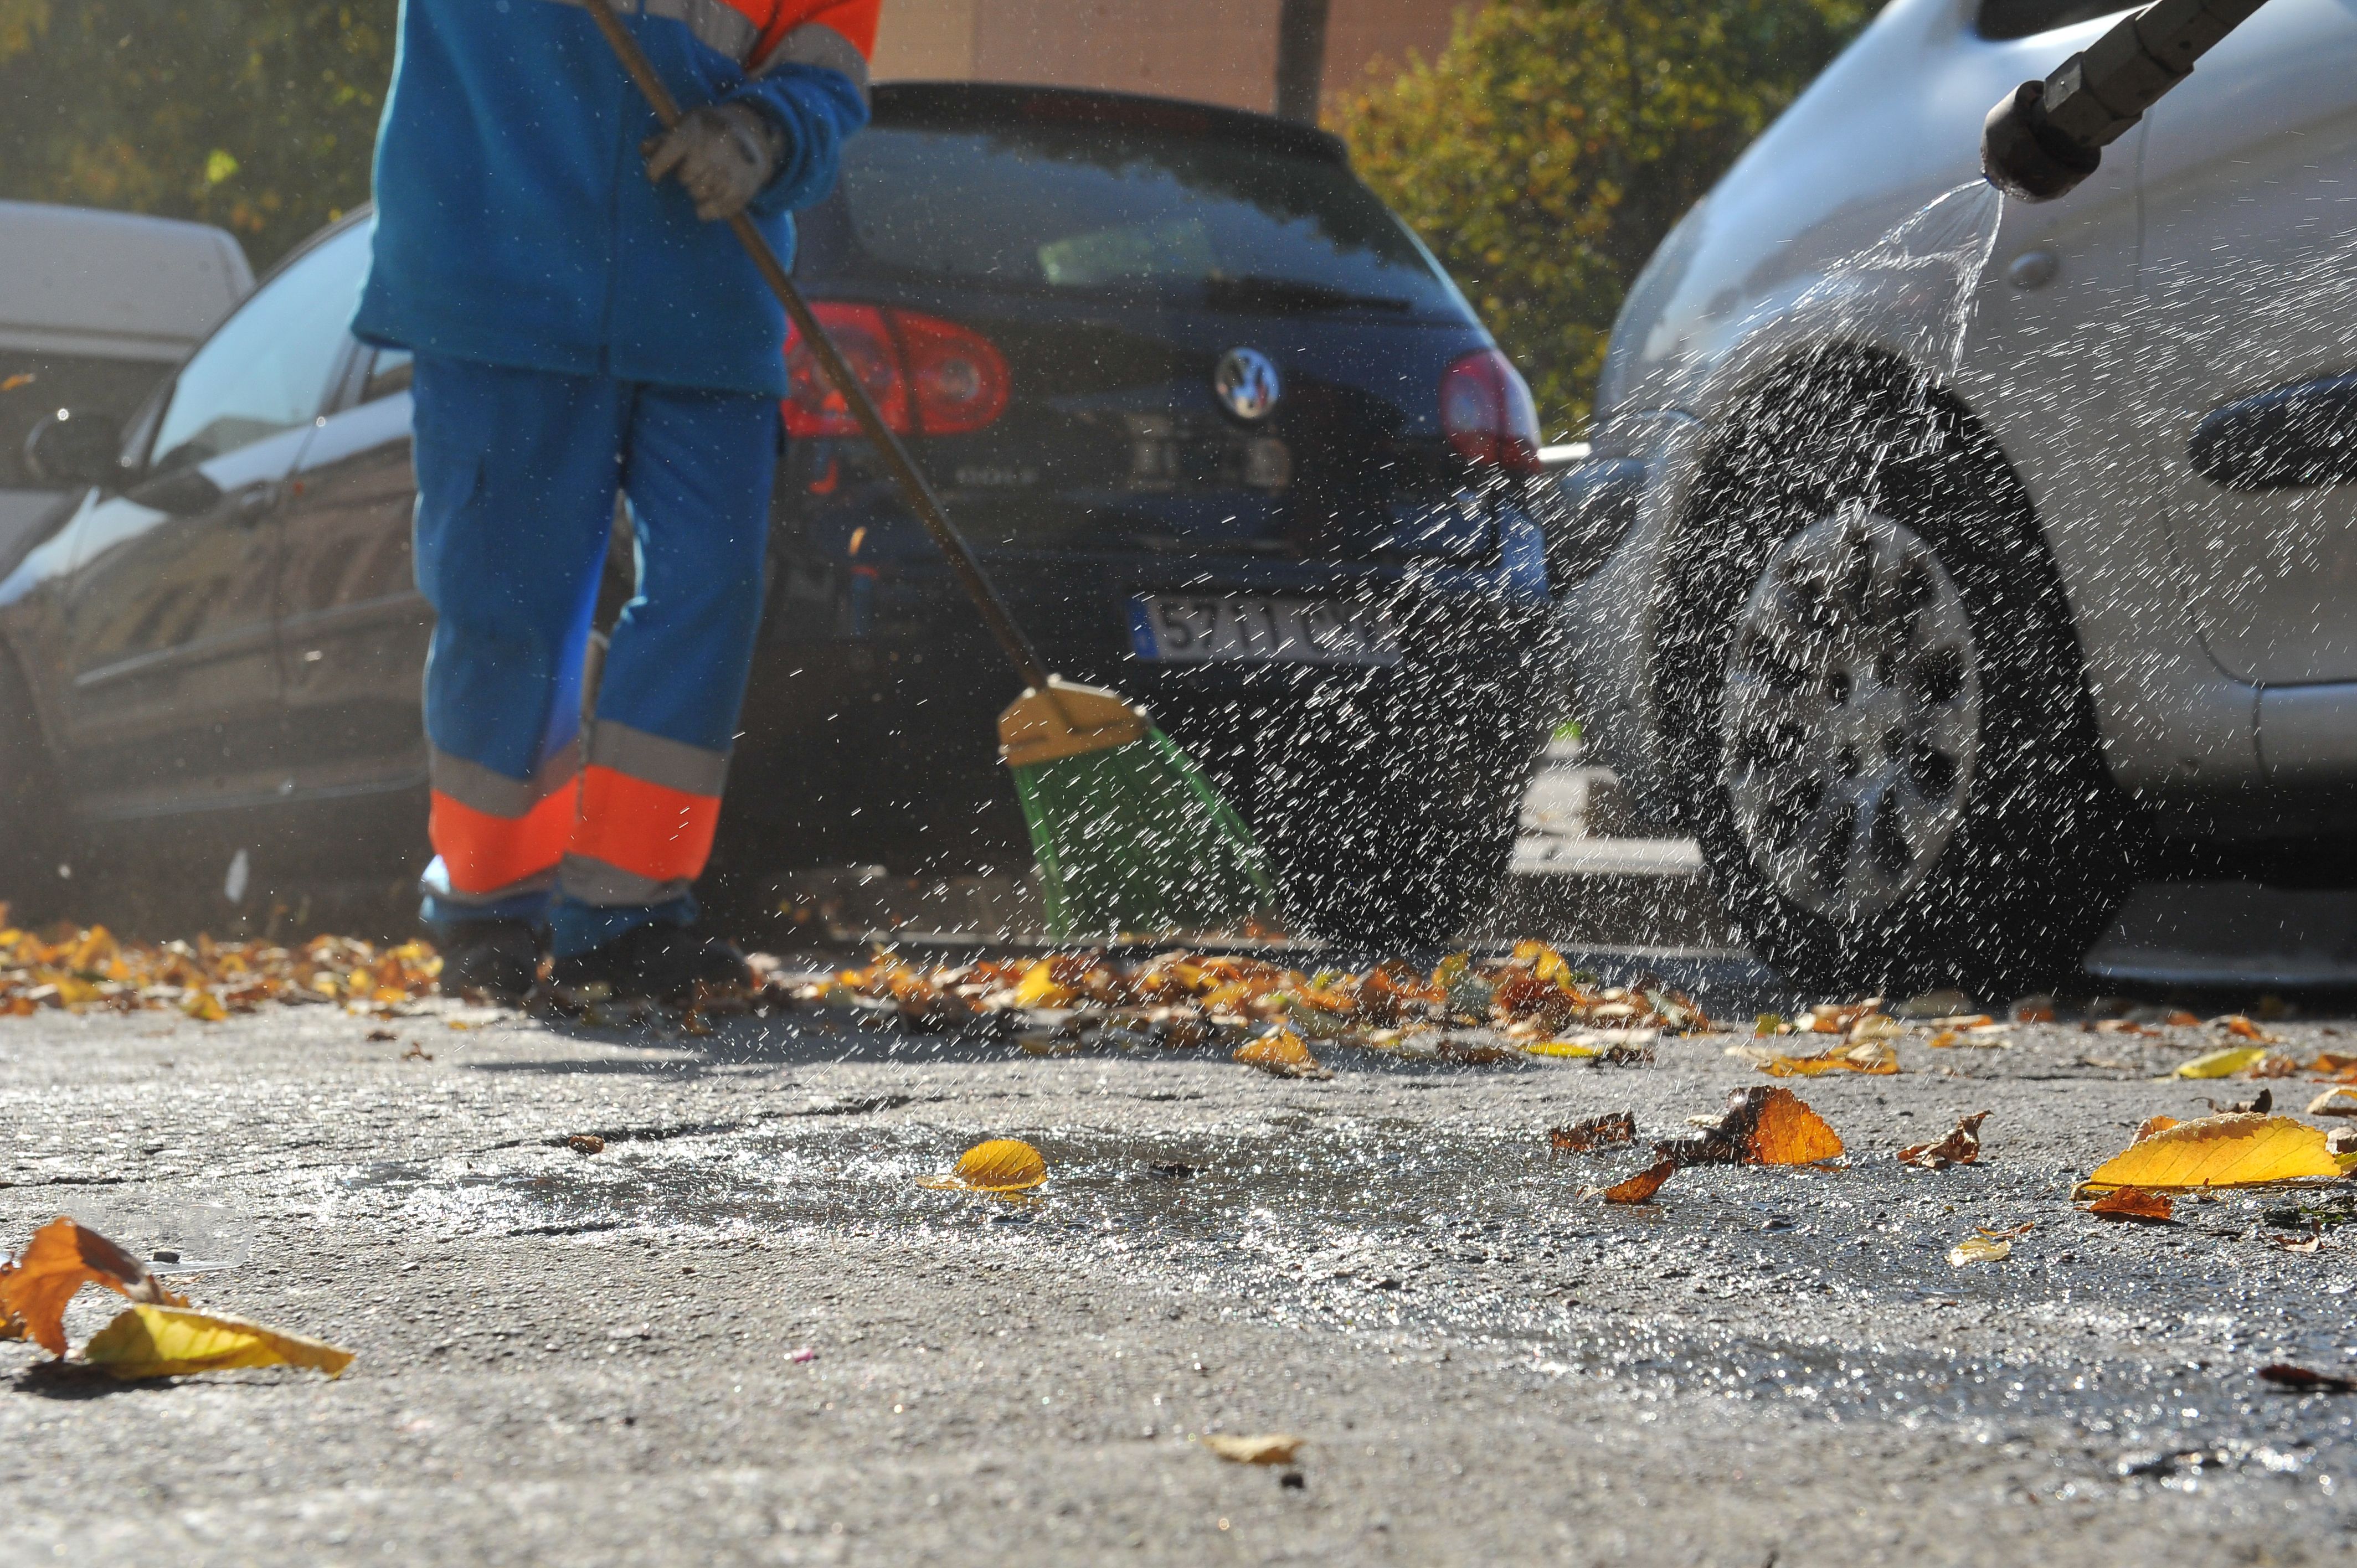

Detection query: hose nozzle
xmin=1980 ymin=0 xmax=2267 ymax=202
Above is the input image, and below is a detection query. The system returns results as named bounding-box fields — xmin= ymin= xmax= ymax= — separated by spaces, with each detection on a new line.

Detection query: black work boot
xmin=436 ymin=919 xmax=543 ymax=1001
xmin=552 ymin=923 xmax=750 ymax=1005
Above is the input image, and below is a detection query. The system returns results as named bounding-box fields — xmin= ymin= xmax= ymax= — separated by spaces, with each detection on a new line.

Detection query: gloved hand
xmin=642 ymin=103 xmax=784 ymax=221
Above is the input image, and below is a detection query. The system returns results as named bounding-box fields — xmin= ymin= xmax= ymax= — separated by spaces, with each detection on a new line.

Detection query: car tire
xmin=1655 ymin=353 xmax=2140 ymax=998
xmin=0 ymin=653 xmax=70 ymax=927
xmin=1252 ymin=669 xmax=1545 ymax=952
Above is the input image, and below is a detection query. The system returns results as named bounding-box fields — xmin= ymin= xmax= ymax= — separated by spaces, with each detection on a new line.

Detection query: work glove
xmin=642 ymin=103 xmax=784 ymax=222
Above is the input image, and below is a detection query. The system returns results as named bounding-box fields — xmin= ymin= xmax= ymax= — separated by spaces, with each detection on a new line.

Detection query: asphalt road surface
xmin=6 ymin=958 xmax=2357 ymax=1565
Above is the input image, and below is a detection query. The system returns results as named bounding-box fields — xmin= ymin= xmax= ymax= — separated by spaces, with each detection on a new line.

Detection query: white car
xmin=1556 ymin=0 xmax=2357 ymax=993
xmin=0 ymin=200 xmax=252 ymax=545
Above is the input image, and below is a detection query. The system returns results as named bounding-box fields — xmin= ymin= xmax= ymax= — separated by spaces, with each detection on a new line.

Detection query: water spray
xmin=1981 ymin=0 xmax=2272 ymax=200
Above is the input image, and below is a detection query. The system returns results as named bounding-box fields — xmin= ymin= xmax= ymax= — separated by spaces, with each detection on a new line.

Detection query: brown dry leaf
xmin=2134 ymin=1115 xmax=2180 ymax=1143
xmin=2085 ymin=1187 xmax=2174 ymax=1223
xmin=1898 ymin=1110 xmax=1989 ymax=1169
xmin=1200 ymin=1433 xmax=1304 ymax=1465
xmin=2084 ymin=1113 xmax=2344 ymax=1192
xmin=2271 ymin=1231 xmax=2325 ymax=1254
xmin=1550 ymin=1112 xmax=1635 ymax=1154
xmin=2219 ymin=1014 xmax=2276 ymax=1042
xmin=81 ymin=1304 xmax=354 ymax=1380
xmin=917 ymin=1138 xmax=1048 ymax=1193
xmin=1656 ymin=1087 xmax=1844 ymax=1168
xmin=0 ymin=1217 xmax=184 ymax=1355
xmin=2164 ymin=1009 xmax=2201 ymax=1027
xmin=567 ymin=1133 xmax=605 ymax=1155
xmin=2261 ymin=1363 xmax=2357 ymax=1393
xmin=2250 ymin=1054 xmax=2304 ymax=1080
xmin=1596 ymin=1159 xmax=1675 ymax=1204
xmin=1234 ymin=1028 xmax=1331 ymax=1080
xmin=2308 ymin=1089 xmax=2357 ymax=1117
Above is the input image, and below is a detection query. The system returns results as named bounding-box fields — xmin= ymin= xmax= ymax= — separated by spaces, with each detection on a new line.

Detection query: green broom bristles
xmin=1011 ymin=725 xmax=1275 ymax=938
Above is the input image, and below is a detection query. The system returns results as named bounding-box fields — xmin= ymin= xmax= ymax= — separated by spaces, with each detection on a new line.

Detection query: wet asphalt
xmin=5 ymin=954 xmax=2357 ymax=1565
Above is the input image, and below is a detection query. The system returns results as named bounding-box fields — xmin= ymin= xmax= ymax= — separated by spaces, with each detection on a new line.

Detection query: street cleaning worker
xmin=353 ymin=0 xmax=877 ymax=1000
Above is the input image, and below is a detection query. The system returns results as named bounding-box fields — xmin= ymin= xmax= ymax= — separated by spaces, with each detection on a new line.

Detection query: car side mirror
xmin=23 ymin=409 xmax=125 ymax=490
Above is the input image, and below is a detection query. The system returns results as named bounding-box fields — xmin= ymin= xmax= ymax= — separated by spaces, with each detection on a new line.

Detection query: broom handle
xmin=583 ymin=0 xmax=1059 ymax=698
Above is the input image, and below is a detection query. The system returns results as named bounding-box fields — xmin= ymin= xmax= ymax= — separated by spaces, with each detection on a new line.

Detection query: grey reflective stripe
xmin=433 ymin=865 xmax=560 ymax=909
xmin=541 ymin=0 xmax=759 ymax=64
xmin=430 ymin=745 xmax=580 ymax=818
xmin=559 ymin=853 xmax=693 ymax=908
xmin=755 ymin=20 xmax=869 ymax=101
xmin=586 ymin=719 xmax=730 ymax=797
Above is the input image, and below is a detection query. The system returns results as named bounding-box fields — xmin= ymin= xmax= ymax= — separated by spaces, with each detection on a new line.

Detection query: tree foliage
xmin=1331 ymin=0 xmax=1870 ymax=435
xmin=0 ymin=1 xmax=395 ymax=272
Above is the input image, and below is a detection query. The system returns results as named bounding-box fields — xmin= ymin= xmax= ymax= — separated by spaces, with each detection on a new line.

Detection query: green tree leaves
xmin=0 ymin=1 xmax=395 ymax=270
xmin=1331 ymin=0 xmax=1868 ymax=435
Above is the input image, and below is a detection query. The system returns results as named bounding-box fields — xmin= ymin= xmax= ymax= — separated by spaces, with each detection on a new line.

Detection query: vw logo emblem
xmin=1213 ymin=347 xmax=1280 ymax=422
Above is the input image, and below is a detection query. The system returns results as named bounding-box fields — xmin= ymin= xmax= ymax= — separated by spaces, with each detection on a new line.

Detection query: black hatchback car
xmin=12 ymin=84 xmax=1561 ymax=946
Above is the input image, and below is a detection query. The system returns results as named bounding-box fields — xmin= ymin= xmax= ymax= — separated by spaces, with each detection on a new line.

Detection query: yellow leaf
xmin=2171 ymin=1045 xmax=2266 ymax=1079
xmin=2083 ymin=1113 xmax=2343 ymax=1192
xmin=917 ymin=1138 xmax=1047 ymax=1193
xmin=1525 ymin=1039 xmax=1602 ymax=1059
xmin=1234 ymin=1028 xmax=1331 ymax=1079
xmin=1948 ymin=1235 xmax=2011 ymax=1266
xmin=1511 ymin=938 xmax=1573 ymax=988
xmin=81 ymin=1304 xmax=353 ymax=1380
xmin=1010 ymin=961 xmax=1072 ymax=1009
xmin=181 ymin=989 xmax=228 ymax=1023
xmin=1200 ymin=1433 xmax=1304 ymax=1465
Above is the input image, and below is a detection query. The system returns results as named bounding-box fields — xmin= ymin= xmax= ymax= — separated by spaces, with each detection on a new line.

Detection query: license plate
xmin=1128 ymin=595 xmax=1401 ymax=667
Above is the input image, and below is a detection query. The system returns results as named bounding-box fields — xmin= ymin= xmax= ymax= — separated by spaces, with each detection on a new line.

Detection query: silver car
xmin=1556 ymin=0 xmax=2357 ymax=994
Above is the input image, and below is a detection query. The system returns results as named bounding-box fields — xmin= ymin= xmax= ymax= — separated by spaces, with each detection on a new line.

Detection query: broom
xmin=581 ymin=0 xmax=1275 ymax=937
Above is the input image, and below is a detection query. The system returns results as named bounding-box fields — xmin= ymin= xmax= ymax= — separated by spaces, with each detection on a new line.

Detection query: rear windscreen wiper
xmin=1202 ymin=275 xmax=1414 ymax=313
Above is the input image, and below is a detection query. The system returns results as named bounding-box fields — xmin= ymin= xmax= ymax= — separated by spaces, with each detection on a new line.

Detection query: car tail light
xmin=1439 ymin=348 xmax=1543 ymax=475
xmin=782 ymin=303 xmax=1008 ymax=438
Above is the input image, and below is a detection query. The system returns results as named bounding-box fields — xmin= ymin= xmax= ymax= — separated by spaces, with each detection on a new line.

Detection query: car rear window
xmin=804 ymin=117 xmax=1466 ymax=319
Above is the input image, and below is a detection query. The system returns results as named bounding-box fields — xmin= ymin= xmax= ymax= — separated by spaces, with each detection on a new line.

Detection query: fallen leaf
xmin=2083 ymin=1113 xmax=2344 ymax=1192
xmin=1655 ymin=1087 xmax=1844 ymax=1168
xmin=366 ymin=1027 xmax=397 ymax=1042
xmin=2164 ymin=1010 xmax=2201 ymax=1027
xmin=1549 ymin=1112 xmax=1635 ymax=1154
xmin=1200 ymin=1433 xmax=1304 ymax=1465
xmin=1524 ymin=1039 xmax=1602 ymax=1059
xmin=2308 ymin=1089 xmax=2357 ymax=1117
xmin=1948 ymin=1235 xmax=2011 ymax=1266
xmin=1738 ymin=1038 xmax=1898 ymax=1077
xmin=2012 ymin=996 xmax=2057 ymax=1024
xmin=2171 ymin=1046 xmax=2267 ymax=1080
xmin=2248 ymin=1055 xmax=2304 ymax=1080
xmin=2219 ymin=1014 xmax=2276 ymax=1043
xmin=567 ymin=1134 xmax=605 ymax=1155
xmin=1898 ymin=1110 xmax=1989 ymax=1169
xmin=0 ymin=1218 xmax=183 ymax=1355
xmin=2085 ymin=1187 xmax=2174 ymax=1223
xmin=917 ymin=1138 xmax=1048 ymax=1193
xmin=2204 ymin=1087 xmax=2274 ymax=1116
xmin=81 ymin=1304 xmax=353 ymax=1380
xmin=1011 ymin=961 xmax=1074 ymax=1009
xmin=1596 ymin=1159 xmax=1675 ymax=1204
xmin=2270 ymin=1231 xmax=2324 ymax=1254
xmin=2260 ymin=1363 xmax=2357 ymax=1394
xmin=1234 ymin=1028 xmax=1331 ymax=1080
xmin=2134 ymin=1115 xmax=2180 ymax=1142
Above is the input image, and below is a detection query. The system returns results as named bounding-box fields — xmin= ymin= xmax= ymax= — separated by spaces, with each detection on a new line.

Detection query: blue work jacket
xmin=355 ymin=0 xmax=873 ymax=396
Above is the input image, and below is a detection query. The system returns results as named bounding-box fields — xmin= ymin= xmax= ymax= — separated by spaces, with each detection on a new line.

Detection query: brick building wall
xmin=869 ymin=0 xmax=1465 ymax=117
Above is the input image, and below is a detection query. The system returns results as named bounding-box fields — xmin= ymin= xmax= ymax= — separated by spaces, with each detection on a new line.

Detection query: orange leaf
xmin=2085 ymin=1186 xmax=2174 ymax=1223
xmin=0 ymin=1217 xmax=183 ymax=1356
xmin=1234 ymin=1028 xmax=1331 ymax=1079
xmin=1747 ymin=1087 xmax=1845 ymax=1165
xmin=1598 ymin=1159 xmax=1674 ymax=1204
xmin=916 ymin=1138 xmax=1048 ymax=1193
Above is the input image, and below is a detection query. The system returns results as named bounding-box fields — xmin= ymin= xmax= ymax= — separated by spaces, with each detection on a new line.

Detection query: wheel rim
xmin=1717 ymin=506 xmax=1982 ymax=920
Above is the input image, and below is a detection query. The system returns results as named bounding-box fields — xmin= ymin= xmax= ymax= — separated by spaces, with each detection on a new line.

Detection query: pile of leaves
xmin=797 ymin=941 xmax=1712 ymax=1071
xmin=0 ymin=922 xmax=440 ymax=1022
